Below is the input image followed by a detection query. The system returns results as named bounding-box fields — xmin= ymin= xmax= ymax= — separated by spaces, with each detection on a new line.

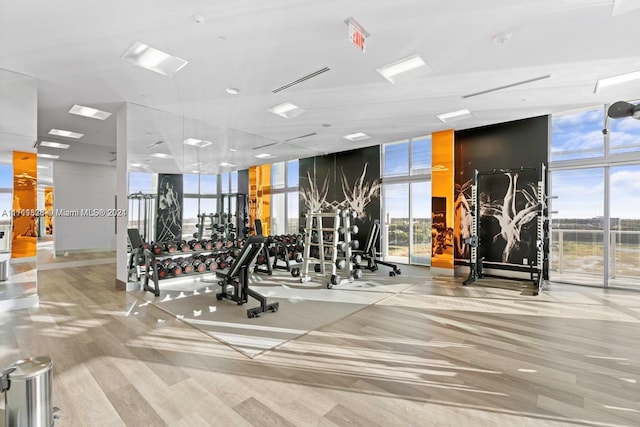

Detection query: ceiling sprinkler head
xmin=193 ymin=14 xmax=205 ymax=24
xmin=493 ymin=31 xmax=512 ymax=44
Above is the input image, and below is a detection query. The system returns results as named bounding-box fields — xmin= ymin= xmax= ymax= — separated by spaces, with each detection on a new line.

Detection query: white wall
xmin=53 ymin=161 xmax=116 ymax=253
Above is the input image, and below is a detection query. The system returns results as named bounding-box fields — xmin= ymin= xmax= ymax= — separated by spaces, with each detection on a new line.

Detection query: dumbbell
xmin=352 ymin=254 xmax=362 ymax=265
xmin=192 ymin=259 xmax=206 ymax=273
xmin=155 ymin=262 xmax=168 ymax=279
xmin=335 ymin=259 xmax=346 ymax=270
xmin=314 ymin=264 xmax=322 ymax=273
xmin=349 ymin=240 xmax=360 ymax=250
xmin=352 ymin=269 xmax=363 ymax=279
xmin=217 ymin=257 xmax=229 ymax=270
xmin=350 ymin=225 xmax=359 ymax=235
xmin=151 ymin=243 xmax=163 ymax=255
xmin=189 ymin=240 xmax=202 ymax=251
xmin=201 ymin=240 xmax=213 ymax=251
xmin=205 ymin=258 xmax=217 ymax=270
xmin=336 ymin=241 xmax=348 ymax=252
xmin=214 ymin=240 xmax=224 ymax=249
xmin=176 ymin=240 xmax=190 ymax=251
xmin=166 ymin=261 xmax=181 ymax=276
xmin=338 ymin=227 xmax=345 ymax=235
xmin=180 ymin=259 xmax=194 ymax=274
xmin=295 ymin=252 xmax=303 ymax=263
xmin=256 ymin=254 xmax=268 ymax=265
xmin=163 ymin=242 xmax=177 ymax=253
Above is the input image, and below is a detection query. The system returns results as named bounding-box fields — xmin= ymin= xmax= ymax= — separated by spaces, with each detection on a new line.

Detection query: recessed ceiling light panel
xmin=130 ymin=163 xmax=143 ymax=167
xmin=68 ymin=104 xmax=112 ymax=120
xmin=225 ymin=87 xmax=240 ymax=95
xmin=150 ymin=153 xmax=172 ymax=159
xmin=220 ymin=162 xmax=236 ymax=167
xmin=594 ymin=70 xmax=640 ymax=93
xmin=255 ymin=153 xmax=276 ymax=159
xmin=267 ymin=102 xmax=305 ymax=119
xmin=37 ymin=165 xmax=49 ymax=169
xmin=343 ymin=132 xmax=370 ymax=141
xmin=376 ymin=54 xmax=431 ymax=84
xmin=37 ymin=153 xmax=60 ymax=160
xmin=436 ymin=109 xmax=473 ymax=123
xmin=48 ymin=128 xmax=83 ymax=139
xmin=183 ymin=138 xmax=213 ymax=148
xmin=121 ymin=41 xmax=188 ymax=77
xmin=40 ymin=141 xmax=70 ymax=149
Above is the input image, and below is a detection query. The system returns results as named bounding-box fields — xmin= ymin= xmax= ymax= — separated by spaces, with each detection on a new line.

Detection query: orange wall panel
xmin=431 ymin=130 xmax=454 ymax=270
xmin=11 ymin=151 xmax=37 ymax=259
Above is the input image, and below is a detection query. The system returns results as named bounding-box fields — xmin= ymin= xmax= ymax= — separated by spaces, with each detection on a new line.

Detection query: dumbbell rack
xmin=298 ymin=209 xmax=356 ymax=288
xmin=133 ymin=240 xmax=245 ymax=296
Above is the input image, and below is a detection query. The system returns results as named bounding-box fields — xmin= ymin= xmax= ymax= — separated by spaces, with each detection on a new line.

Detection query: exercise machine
xmin=216 ymin=235 xmax=279 ymax=318
xmin=353 ymin=219 xmax=401 ymax=276
xmin=463 ymin=165 xmax=548 ymax=295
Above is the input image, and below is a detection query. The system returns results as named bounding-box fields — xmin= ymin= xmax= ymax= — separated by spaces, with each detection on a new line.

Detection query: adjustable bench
xmin=215 ymin=235 xmax=279 ymax=318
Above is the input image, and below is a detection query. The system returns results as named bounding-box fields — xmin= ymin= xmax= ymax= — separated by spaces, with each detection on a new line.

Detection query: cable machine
xmin=128 ymin=192 xmax=155 ymax=244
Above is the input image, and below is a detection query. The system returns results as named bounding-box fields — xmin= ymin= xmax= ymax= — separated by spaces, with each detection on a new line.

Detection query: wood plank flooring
xmin=1 ymin=256 xmax=639 ymax=426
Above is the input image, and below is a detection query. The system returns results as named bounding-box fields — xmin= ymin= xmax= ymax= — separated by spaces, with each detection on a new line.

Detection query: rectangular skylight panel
xmin=40 ymin=141 xmax=70 ymax=149
xmin=436 ymin=109 xmax=473 ymax=123
xmin=121 ymin=41 xmax=188 ymax=77
xmin=48 ymin=128 xmax=83 ymax=139
xmin=68 ymin=104 xmax=112 ymax=120
xmin=183 ymin=138 xmax=213 ymax=148
xmin=343 ymin=132 xmax=370 ymax=141
xmin=594 ymin=70 xmax=640 ymax=93
xmin=267 ymin=102 xmax=305 ymax=119
xmin=37 ymin=153 xmax=60 ymax=159
xmin=150 ymin=153 xmax=172 ymax=159
xmin=255 ymin=153 xmax=276 ymax=159
xmin=376 ymin=54 xmax=430 ymax=83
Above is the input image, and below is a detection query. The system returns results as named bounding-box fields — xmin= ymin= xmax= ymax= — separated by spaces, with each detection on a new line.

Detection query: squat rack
xmin=463 ymin=164 xmax=548 ymax=295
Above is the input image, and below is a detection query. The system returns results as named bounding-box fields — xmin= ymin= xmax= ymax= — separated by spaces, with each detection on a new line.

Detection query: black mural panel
xmin=156 ymin=174 xmax=183 ymax=242
xmin=477 ymin=169 xmax=541 ymax=265
xmin=299 ymin=146 xmax=381 ymax=247
xmin=454 ymin=116 xmax=549 ymax=264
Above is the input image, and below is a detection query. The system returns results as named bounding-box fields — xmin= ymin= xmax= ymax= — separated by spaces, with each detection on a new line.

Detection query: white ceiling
xmin=2 ymin=0 xmax=640 ymax=175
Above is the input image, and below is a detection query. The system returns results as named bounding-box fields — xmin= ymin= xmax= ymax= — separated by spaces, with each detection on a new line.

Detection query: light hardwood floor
xmin=1 ymin=256 xmax=639 ymax=426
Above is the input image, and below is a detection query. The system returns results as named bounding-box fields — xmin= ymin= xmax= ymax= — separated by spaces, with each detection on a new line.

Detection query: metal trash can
xmin=1 ymin=356 xmax=56 ymax=427
xmin=0 ymin=260 xmax=7 ymax=282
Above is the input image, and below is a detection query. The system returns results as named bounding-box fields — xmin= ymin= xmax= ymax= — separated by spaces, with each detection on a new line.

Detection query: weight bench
xmin=215 ymin=235 xmax=279 ymax=318
xmin=354 ymin=220 xmax=402 ymax=276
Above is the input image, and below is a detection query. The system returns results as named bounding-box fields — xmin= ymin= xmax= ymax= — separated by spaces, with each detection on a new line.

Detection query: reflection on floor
xmin=0 ymin=249 xmax=37 ymax=312
xmin=133 ymin=265 xmax=429 ymax=357
xmin=1 ymin=259 xmax=639 ymax=426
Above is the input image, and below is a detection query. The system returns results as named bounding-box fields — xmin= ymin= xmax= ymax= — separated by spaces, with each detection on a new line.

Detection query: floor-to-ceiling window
xmin=382 ymin=136 xmax=432 ymax=265
xmin=270 ymin=160 xmax=299 ymax=236
xmin=551 ymin=105 xmax=640 ymax=288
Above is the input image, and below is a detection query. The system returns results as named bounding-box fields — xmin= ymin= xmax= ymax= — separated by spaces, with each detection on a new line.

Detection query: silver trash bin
xmin=1 ymin=356 xmax=56 ymax=427
xmin=0 ymin=260 xmax=7 ymax=282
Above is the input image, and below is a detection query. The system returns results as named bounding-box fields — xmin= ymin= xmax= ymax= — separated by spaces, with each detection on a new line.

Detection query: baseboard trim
xmin=115 ymin=278 xmax=127 ymax=291
xmin=10 ymin=256 xmax=37 ymax=264
xmin=55 ymin=248 xmax=115 ymax=256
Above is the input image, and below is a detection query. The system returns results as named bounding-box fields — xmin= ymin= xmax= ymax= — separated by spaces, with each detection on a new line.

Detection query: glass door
xmin=410 ymin=181 xmax=431 ymax=265
xmin=609 ymin=165 xmax=640 ymax=288
xmin=383 ymin=183 xmax=409 ymax=264
xmin=550 ymin=168 xmax=605 ymax=286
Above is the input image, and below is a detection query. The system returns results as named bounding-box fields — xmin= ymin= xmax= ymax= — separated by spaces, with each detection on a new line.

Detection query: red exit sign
xmin=346 ymin=17 xmax=368 ymax=53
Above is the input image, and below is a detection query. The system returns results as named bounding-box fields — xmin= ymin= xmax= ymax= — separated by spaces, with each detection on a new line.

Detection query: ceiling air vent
xmin=463 ymin=75 xmax=551 ymax=99
xmin=285 ymin=132 xmax=317 ymax=142
xmin=272 ymin=67 xmax=331 ymax=93
xmin=252 ymin=141 xmax=280 ymax=150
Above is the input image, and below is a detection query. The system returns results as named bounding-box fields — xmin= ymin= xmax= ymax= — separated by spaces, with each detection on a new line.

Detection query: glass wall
xmin=270 ymin=160 xmax=299 ymax=235
xmin=551 ymin=105 xmax=640 ymax=288
xmin=381 ymin=136 xmax=432 ymax=265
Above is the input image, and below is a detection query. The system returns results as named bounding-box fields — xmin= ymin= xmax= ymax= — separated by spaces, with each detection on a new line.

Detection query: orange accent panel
xmin=431 ymin=130 xmax=454 ymax=269
xmin=45 ymin=187 xmax=54 ymax=235
xmin=11 ymin=151 xmax=37 ymax=259
xmin=248 ymin=165 xmax=272 ymax=236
